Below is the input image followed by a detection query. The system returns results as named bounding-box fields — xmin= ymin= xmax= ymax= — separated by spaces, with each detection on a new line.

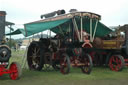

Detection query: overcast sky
xmin=0 ymin=0 xmax=128 ymax=38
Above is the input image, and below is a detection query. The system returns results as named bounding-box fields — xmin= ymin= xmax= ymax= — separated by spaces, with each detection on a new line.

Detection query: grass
xmin=0 ymin=50 xmax=128 ymax=85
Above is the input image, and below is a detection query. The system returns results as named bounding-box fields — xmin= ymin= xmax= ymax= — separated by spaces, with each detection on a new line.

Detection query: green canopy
xmin=6 ymin=29 xmax=26 ymax=36
xmin=74 ymin=17 xmax=112 ymax=37
xmin=24 ymin=18 xmax=70 ymax=37
xmin=24 ymin=14 xmax=112 ymax=37
xmin=51 ymin=17 xmax=112 ymax=37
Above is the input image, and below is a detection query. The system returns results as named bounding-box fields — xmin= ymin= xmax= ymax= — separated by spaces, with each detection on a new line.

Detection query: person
xmin=82 ymin=31 xmax=92 ymax=48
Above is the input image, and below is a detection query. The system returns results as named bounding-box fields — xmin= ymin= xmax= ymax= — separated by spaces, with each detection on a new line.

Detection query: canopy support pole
xmin=90 ymin=18 xmax=93 ymax=42
xmin=58 ymin=26 xmax=64 ymax=36
xmin=24 ymin=26 xmax=27 ymax=37
xmin=68 ymin=23 xmax=71 ymax=33
xmin=32 ymin=34 xmax=34 ymax=41
xmin=9 ymin=25 xmax=12 ymax=48
xmin=80 ymin=15 xmax=83 ymax=42
xmin=41 ymin=32 xmax=43 ymax=38
xmin=92 ymin=20 xmax=98 ymax=42
xmin=72 ymin=18 xmax=80 ymax=41
xmin=49 ymin=30 xmax=51 ymax=38
xmin=68 ymin=23 xmax=71 ymax=38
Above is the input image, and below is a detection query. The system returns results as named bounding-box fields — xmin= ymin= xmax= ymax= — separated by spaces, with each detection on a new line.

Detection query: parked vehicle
xmin=0 ymin=11 xmax=21 ymax=80
xmin=87 ymin=25 xmax=128 ymax=71
xmin=24 ymin=10 xmax=111 ymax=74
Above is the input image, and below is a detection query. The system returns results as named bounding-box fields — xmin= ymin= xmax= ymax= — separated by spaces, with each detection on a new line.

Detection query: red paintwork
xmin=109 ymin=56 xmax=122 ymax=71
xmin=60 ymin=56 xmax=67 ymax=74
xmin=9 ymin=63 xmax=18 ymax=80
xmin=89 ymin=52 xmax=95 ymax=61
xmin=0 ymin=65 xmax=10 ymax=76
xmin=124 ymin=59 xmax=128 ymax=66
xmin=0 ymin=63 xmax=18 ymax=80
xmin=124 ymin=59 xmax=128 ymax=62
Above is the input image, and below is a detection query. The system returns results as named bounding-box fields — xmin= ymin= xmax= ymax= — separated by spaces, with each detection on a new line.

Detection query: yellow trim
xmin=103 ymin=41 xmax=116 ymax=44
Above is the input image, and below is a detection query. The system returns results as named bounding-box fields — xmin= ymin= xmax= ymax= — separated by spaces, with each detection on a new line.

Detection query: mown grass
xmin=0 ymin=50 xmax=128 ymax=85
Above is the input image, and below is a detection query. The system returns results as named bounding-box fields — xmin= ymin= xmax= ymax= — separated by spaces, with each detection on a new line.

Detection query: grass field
xmin=0 ymin=50 xmax=128 ymax=85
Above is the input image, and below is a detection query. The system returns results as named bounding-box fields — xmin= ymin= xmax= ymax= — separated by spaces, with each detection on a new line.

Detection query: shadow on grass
xmin=0 ymin=74 xmax=10 ymax=80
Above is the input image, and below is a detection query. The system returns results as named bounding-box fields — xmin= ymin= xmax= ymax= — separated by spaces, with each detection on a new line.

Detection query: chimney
xmin=0 ymin=11 xmax=6 ymax=44
xmin=124 ymin=25 xmax=128 ymax=41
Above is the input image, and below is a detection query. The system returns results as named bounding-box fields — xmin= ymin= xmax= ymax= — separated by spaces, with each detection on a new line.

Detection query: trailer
xmin=86 ymin=25 xmax=128 ymax=71
xmin=24 ymin=10 xmax=112 ymax=74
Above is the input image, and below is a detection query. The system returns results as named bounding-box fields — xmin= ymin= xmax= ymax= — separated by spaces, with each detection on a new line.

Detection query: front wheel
xmin=109 ymin=55 xmax=125 ymax=71
xmin=80 ymin=53 xmax=93 ymax=74
xmin=9 ymin=62 xmax=22 ymax=80
xmin=27 ymin=41 xmax=44 ymax=71
xmin=60 ymin=53 xmax=70 ymax=74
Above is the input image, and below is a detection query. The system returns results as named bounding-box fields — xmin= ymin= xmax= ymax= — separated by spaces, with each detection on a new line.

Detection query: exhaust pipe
xmin=40 ymin=9 xmax=65 ymax=19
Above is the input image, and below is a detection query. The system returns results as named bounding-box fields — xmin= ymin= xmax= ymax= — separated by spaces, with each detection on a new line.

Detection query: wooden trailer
xmin=87 ymin=25 xmax=128 ymax=71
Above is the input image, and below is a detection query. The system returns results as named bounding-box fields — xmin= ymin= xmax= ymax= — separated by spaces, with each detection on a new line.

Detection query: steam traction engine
xmin=0 ymin=11 xmax=21 ymax=80
xmin=25 ymin=10 xmax=128 ymax=73
xmin=25 ymin=10 xmax=106 ymax=74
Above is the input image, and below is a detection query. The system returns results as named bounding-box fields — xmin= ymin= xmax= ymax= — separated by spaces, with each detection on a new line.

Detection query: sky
xmin=0 ymin=0 xmax=128 ymax=38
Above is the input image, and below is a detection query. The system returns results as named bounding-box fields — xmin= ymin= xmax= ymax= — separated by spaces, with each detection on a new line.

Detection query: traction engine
xmin=0 ymin=11 xmax=21 ymax=80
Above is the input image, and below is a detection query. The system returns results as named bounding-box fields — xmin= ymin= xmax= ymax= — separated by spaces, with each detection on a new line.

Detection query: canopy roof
xmin=24 ymin=11 xmax=112 ymax=37
xmin=24 ymin=18 xmax=70 ymax=36
xmin=6 ymin=29 xmax=26 ymax=36
xmin=5 ymin=21 xmax=15 ymax=26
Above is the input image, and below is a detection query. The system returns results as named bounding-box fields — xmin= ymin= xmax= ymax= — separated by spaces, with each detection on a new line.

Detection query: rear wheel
xmin=27 ymin=41 xmax=44 ymax=71
xmin=109 ymin=55 xmax=125 ymax=71
xmin=81 ymin=53 xmax=93 ymax=74
xmin=9 ymin=62 xmax=22 ymax=80
xmin=60 ymin=53 xmax=70 ymax=74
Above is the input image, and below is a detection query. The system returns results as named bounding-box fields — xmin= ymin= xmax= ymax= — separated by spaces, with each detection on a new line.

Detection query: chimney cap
xmin=0 ymin=11 xmax=6 ymax=16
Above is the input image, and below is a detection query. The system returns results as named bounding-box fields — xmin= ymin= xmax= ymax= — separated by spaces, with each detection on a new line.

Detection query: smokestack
xmin=40 ymin=9 xmax=66 ymax=19
xmin=0 ymin=11 xmax=6 ymax=44
xmin=69 ymin=9 xmax=77 ymax=12
xmin=124 ymin=25 xmax=128 ymax=41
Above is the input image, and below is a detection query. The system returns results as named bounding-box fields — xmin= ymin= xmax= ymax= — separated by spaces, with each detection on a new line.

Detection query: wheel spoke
xmin=80 ymin=53 xmax=92 ymax=74
xmin=116 ymin=57 xmax=119 ymax=63
xmin=31 ymin=48 xmax=35 ymax=54
xmin=60 ymin=54 xmax=70 ymax=74
xmin=112 ymin=56 xmax=115 ymax=62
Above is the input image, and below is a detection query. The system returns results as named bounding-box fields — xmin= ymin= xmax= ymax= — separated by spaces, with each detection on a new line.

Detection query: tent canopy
xmin=6 ymin=29 xmax=26 ymax=36
xmin=24 ymin=12 xmax=112 ymax=37
xmin=24 ymin=18 xmax=70 ymax=36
